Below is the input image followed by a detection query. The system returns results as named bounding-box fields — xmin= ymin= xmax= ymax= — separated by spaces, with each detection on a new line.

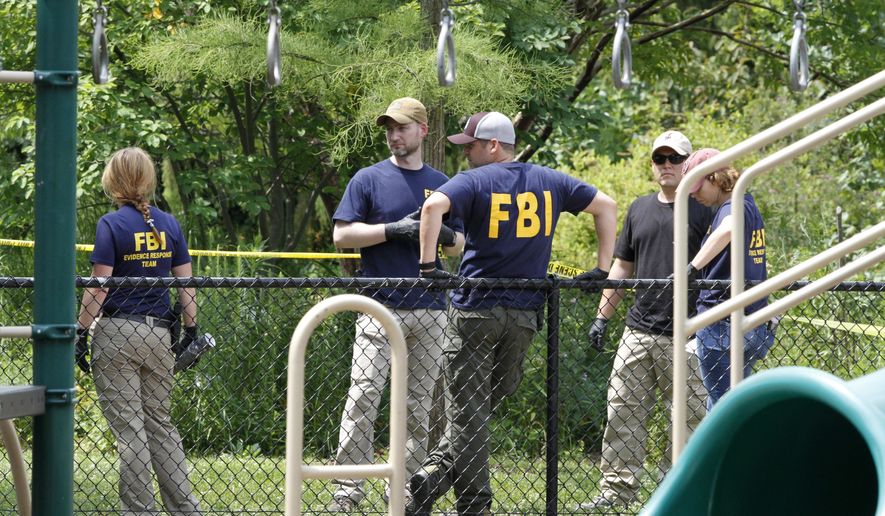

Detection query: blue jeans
xmin=696 ymin=319 xmax=774 ymax=410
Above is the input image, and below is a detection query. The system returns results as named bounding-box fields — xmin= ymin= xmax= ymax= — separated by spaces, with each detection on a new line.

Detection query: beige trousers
xmin=92 ymin=317 xmax=201 ymax=515
xmin=332 ymin=308 xmax=446 ymax=502
xmin=598 ymin=328 xmax=707 ymax=504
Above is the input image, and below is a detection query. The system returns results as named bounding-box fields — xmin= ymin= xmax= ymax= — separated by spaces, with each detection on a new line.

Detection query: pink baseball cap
xmin=682 ymin=148 xmax=723 ymax=193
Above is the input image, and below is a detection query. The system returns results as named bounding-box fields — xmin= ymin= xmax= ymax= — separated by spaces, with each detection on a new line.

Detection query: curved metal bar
xmin=266 ymin=5 xmax=282 ymax=87
xmin=436 ymin=8 xmax=456 ymax=87
xmin=672 ymin=69 xmax=885 ymax=462
xmin=285 ymin=295 xmax=406 ymax=515
xmin=789 ymin=8 xmax=809 ymax=91
xmin=91 ymin=5 xmax=109 ymax=84
xmin=1 ymin=419 xmax=31 ymax=516
xmin=612 ymin=9 xmax=632 ymax=88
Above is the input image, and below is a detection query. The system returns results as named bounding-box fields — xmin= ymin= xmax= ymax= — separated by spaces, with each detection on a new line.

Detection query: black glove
xmin=384 ymin=211 xmax=421 ymax=243
xmin=175 ymin=325 xmax=198 ymax=360
xmin=419 ymin=268 xmax=457 ymax=279
xmin=76 ymin=327 xmax=90 ymax=374
xmin=587 ymin=317 xmax=609 ymax=352
xmin=667 ymin=263 xmax=701 ymax=282
xmin=438 ymin=223 xmax=456 ymax=247
xmin=574 ymin=267 xmax=609 ymax=282
xmin=405 ymin=209 xmax=457 ymax=247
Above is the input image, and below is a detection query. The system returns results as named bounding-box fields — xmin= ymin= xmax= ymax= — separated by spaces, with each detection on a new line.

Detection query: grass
xmin=0 ymin=448 xmax=664 ymax=514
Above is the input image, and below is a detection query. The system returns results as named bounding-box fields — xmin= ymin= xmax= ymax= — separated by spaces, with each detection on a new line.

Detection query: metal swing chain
xmin=267 ymin=0 xmax=282 ymax=87
xmin=612 ymin=0 xmax=632 ymax=89
xmin=436 ymin=0 xmax=456 ymax=87
xmin=789 ymin=0 xmax=809 ymax=91
xmin=92 ymin=0 xmax=109 ymax=84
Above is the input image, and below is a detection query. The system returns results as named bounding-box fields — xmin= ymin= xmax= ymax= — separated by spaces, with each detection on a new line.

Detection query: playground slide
xmin=641 ymin=367 xmax=885 ymax=516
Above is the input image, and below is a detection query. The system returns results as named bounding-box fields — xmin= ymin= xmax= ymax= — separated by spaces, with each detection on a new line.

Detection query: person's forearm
xmin=77 ymin=288 xmax=106 ymax=328
xmin=178 ymin=287 xmax=197 ymax=326
xmin=691 ymin=221 xmax=732 ymax=269
xmin=419 ymin=210 xmax=443 ymax=264
xmin=597 ymin=288 xmax=626 ymax=319
xmin=333 ymin=222 xmax=386 ymax=249
xmin=594 ymin=212 xmax=617 ymax=271
xmin=595 ymin=258 xmax=633 ymax=319
xmin=419 ymin=193 xmax=451 ymax=266
xmin=584 ymin=192 xmax=617 ymax=271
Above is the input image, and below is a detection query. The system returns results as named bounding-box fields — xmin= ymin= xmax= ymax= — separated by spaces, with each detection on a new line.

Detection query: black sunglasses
xmin=652 ymin=153 xmax=688 ymax=165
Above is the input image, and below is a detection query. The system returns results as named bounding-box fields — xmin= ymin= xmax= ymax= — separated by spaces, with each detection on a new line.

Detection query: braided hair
xmin=101 ymin=147 xmax=161 ymax=240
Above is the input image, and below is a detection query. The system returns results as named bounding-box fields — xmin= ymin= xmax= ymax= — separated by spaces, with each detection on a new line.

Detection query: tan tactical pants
xmin=598 ymin=328 xmax=707 ymax=504
xmin=92 ymin=317 xmax=201 ymax=516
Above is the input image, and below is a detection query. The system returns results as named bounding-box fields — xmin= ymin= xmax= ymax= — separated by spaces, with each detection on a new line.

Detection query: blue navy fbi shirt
xmin=333 ymin=158 xmax=462 ymax=310
xmin=437 ymin=162 xmax=597 ymax=310
xmin=91 ymin=204 xmax=191 ymax=319
xmin=697 ymin=193 xmax=767 ymax=314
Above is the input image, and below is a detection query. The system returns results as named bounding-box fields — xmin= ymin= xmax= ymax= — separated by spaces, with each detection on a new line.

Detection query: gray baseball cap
xmin=447 ymin=111 xmax=516 ymax=145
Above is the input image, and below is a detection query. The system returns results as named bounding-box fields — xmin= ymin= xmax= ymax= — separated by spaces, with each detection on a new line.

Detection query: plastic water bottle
xmin=174 ymin=333 xmax=216 ymax=374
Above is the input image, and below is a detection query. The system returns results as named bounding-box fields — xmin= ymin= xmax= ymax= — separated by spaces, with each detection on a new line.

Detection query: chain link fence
xmin=1 ymin=277 xmax=883 ymax=514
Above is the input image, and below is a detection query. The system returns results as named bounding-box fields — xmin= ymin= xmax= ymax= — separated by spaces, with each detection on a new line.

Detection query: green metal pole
xmin=33 ymin=0 xmax=78 ymax=514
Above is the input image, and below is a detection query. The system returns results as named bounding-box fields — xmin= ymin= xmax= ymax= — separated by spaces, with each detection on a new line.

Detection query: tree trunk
xmin=420 ymin=0 xmax=446 ymax=173
xmin=420 ymin=0 xmax=449 ymax=453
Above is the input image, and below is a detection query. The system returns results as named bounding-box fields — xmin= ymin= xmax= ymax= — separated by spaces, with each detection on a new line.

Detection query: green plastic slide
xmin=642 ymin=367 xmax=885 ymax=516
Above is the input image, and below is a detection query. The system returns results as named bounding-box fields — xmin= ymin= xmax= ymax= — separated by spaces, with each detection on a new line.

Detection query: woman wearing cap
xmin=75 ymin=147 xmax=202 ymax=514
xmin=682 ymin=148 xmax=774 ymax=409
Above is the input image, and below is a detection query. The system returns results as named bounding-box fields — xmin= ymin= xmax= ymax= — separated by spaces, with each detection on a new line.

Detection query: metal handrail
xmin=0 ymin=71 xmax=35 ymax=84
xmin=0 ymin=326 xmax=32 ymax=338
xmin=672 ymin=68 xmax=885 ymax=461
xmin=284 ymin=295 xmax=406 ymax=515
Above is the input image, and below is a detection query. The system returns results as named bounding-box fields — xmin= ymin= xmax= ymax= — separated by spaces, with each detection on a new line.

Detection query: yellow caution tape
xmin=548 ymin=261 xmax=586 ymax=278
xmin=0 ymin=238 xmax=359 ymax=260
xmin=782 ymin=315 xmax=883 ymax=338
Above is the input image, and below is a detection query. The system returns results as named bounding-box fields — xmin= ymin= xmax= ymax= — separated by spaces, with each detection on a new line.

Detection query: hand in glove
xmin=76 ymin=327 xmax=90 ymax=374
xmin=667 ymin=263 xmax=701 ymax=282
xmin=574 ymin=267 xmax=609 ymax=282
xmin=587 ymin=317 xmax=609 ymax=352
xmin=404 ymin=210 xmax=457 ymax=247
xmin=384 ymin=211 xmax=421 ymax=243
xmin=419 ymin=267 xmax=457 ymax=280
xmin=174 ymin=325 xmax=199 ymax=360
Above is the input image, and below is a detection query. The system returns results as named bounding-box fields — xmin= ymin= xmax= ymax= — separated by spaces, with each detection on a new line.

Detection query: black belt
xmin=103 ymin=312 xmax=172 ymax=329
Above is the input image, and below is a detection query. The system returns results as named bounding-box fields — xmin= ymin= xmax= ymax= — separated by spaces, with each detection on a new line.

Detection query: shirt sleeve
xmin=556 ymin=168 xmax=598 ymax=214
xmin=171 ymin=217 xmax=191 ymax=267
xmin=90 ymin=218 xmax=116 ymax=267
xmin=436 ymin=173 xmax=475 ymax=225
xmin=333 ymin=172 xmax=370 ymax=223
xmin=614 ymin=202 xmax=636 ymax=262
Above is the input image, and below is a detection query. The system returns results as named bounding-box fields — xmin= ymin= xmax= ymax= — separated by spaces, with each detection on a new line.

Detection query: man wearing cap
xmin=578 ymin=130 xmax=711 ymax=509
xmin=407 ymin=111 xmax=617 ymax=515
xmin=328 ymin=97 xmax=465 ymax=512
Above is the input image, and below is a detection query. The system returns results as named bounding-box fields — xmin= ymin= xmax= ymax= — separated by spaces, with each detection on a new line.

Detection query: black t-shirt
xmin=614 ymin=193 xmax=712 ymax=335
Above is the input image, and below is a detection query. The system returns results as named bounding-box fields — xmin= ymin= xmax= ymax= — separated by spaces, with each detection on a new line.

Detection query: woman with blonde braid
xmin=76 ymin=147 xmax=201 ymax=515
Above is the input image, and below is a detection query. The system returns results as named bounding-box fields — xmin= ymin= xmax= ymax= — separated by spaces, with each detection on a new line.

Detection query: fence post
xmin=545 ymin=278 xmax=561 ymax=516
xmin=32 ymin=1 xmax=78 ymax=515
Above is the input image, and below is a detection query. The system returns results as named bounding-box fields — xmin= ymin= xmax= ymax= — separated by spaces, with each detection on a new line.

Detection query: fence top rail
xmin=0 ymin=276 xmax=882 ymax=291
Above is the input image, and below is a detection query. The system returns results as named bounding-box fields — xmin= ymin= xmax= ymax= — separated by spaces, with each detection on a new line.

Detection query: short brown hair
xmin=708 ymin=166 xmax=741 ymax=193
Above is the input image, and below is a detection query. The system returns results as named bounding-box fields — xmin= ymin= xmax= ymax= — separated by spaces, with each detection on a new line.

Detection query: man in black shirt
xmin=580 ymin=130 xmax=712 ymax=509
